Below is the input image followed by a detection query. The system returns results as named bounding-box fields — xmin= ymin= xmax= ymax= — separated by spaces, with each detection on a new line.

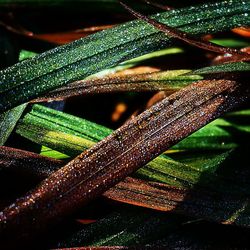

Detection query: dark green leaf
xmin=0 ymin=104 xmax=27 ymax=145
xmin=192 ymin=62 xmax=250 ymax=75
xmin=0 ymin=0 xmax=249 ymax=112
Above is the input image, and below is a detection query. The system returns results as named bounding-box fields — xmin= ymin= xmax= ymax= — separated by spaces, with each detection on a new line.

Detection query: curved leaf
xmin=1 ymin=79 xmax=248 ymax=244
xmin=0 ymin=0 xmax=249 ymax=112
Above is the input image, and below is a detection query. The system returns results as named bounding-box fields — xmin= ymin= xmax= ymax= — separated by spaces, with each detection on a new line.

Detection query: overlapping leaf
xmin=0 ymin=1 xmax=250 ymax=248
xmin=15 ymin=104 xmax=250 ymax=196
xmin=0 ymin=104 xmax=27 ymax=145
xmin=30 ymin=62 xmax=250 ymax=102
xmin=0 ymin=0 xmax=249 ymax=112
xmin=2 ymin=77 xmax=248 ymax=245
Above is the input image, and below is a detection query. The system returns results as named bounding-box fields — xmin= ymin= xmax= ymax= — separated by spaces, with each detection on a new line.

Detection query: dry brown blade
xmin=0 ymin=20 xmax=33 ymax=36
xmin=0 ymin=146 xmax=63 ymax=179
xmin=32 ymin=25 xmax=114 ymax=45
xmin=119 ymin=1 xmax=250 ymax=62
xmin=0 ymin=79 xmax=249 ymax=245
xmin=30 ymin=71 xmax=182 ymax=103
xmin=1 ymin=146 xmax=249 ymax=229
xmin=104 ymin=177 xmax=249 ymax=227
xmin=146 ymin=91 xmax=168 ymax=108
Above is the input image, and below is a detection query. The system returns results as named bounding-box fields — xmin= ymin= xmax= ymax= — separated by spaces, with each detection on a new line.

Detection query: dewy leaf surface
xmin=0 ymin=0 xmax=249 ymax=112
xmin=0 ymin=146 xmax=62 ymax=179
xmin=13 ymin=109 xmax=250 ymax=196
xmin=192 ymin=62 xmax=250 ymax=75
xmin=32 ymin=70 xmax=200 ymax=102
xmin=104 ymin=177 xmax=250 ymax=227
xmin=0 ymin=40 xmax=32 ymax=146
xmin=2 ymin=146 xmax=250 ymax=229
xmin=0 ymin=104 xmax=27 ymax=145
xmin=15 ymin=104 xmax=250 ymax=195
xmin=0 ymin=78 xmax=249 ymax=243
xmin=16 ymin=102 xmax=249 ymax=155
xmin=31 ymin=62 xmax=250 ymax=102
xmin=120 ymin=0 xmax=249 ymax=60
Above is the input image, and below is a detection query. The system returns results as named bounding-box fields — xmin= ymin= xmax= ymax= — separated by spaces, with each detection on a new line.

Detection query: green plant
xmin=0 ymin=0 xmax=249 ymax=248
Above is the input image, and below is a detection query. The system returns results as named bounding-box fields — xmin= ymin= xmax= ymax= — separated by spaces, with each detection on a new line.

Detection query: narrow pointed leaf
xmin=120 ymin=0 xmax=250 ymax=60
xmin=192 ymin=62 xmax=250 ymax=75
xmin=0 ymin=104 xmax=27 ymax=145
xmin=15 ymin=105 xmax=250 ymax=195
xmin=32 ymin=70 xmax=201 ymax=102
xmin=0 ymin=0 xmax=249 ymax=112
xmin=104 ymin=177 xmax=250 ymax=227
xmin=2 ymin=146 xmax=250 ymax=228
xmin=31 ymin=62 xmax=250 ymax=103
xmin=8 ymin=126 xmax=250 ymax=197
xmin=0 ymin=146 xmax=62 ymax=179
xmin=0 ymin=42 xmax=33 ymax=145
xmin=16 ymin=103 xmax=250 ymax=155
xmin=0 ymin=79 xmax=248 ymax=243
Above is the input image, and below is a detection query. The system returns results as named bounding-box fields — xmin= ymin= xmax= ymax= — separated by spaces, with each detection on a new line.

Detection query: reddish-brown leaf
xmin=0 ymin=79 xmax=248 ymax=245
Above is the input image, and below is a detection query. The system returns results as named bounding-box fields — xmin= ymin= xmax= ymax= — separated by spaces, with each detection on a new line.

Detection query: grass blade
xmin=192 ymin=62 xmax=250 ymax=75
xmin=120 ymin=0 xmax=250 ymax=60
xmin=31 ymin=70 xmax=200 ymax=102
xmin=2 ymin=146 xmax=250 ymax=228
xmin=31 ymin=62 xmax=250 ymax=102
xmin=0 ymin=104 xmax=27 ymax=145
xmin=0 ymin=146 xmax=62 ymax=179
xmin=0 ymin=78 xmax=248 ymax=244
xmin=0 ymin=0 xmax=249 ymax=112
xmin=15 ymin=105 xmax=250 ymax=195
xmin=104 ymin=177 xmax=250 ymax=227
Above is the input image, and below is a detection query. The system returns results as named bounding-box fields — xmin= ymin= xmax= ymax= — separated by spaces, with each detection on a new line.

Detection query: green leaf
xmin=0 ymin=48 xmax=40 ymax=146
xmin=192 ymin=62 xmax=250 ymax=75
xmin=15 ymin=102 xmax=250 ymax=195
xmin=210 ymin=38 xmax=250 ymax=48
xmin=0 ymin=0 xmax=249 ymax=112
xmin=0 ymin=104 xmax=27 ymax=145
xmin=40 ymin=146 xmax=70 ymax=160
xmin=19 ymin=50 xmax=37 ymax=61
xmin=56 ymin=207 xmax=185 ymax=247
xmin=31 ymin=61 xmax=249 ymax=103
xmin=171 ymin=117 xmax=248 ymax=150
xmin=16 ymin=104 xmax=249 ymax=156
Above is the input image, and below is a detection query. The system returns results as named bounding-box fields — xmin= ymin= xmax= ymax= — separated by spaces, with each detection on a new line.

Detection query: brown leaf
xmin=104 ymin=177 xmax=250 ymax=227
xmin=0 ymin=18 xmax=114 ymax=44
xmin=30 ymin=70 xmax=191 ymax=103
xmin=0 ymin=146 xmax=62 ymax=179
xmin=0 ymin=79 xmax=249 ymax=245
